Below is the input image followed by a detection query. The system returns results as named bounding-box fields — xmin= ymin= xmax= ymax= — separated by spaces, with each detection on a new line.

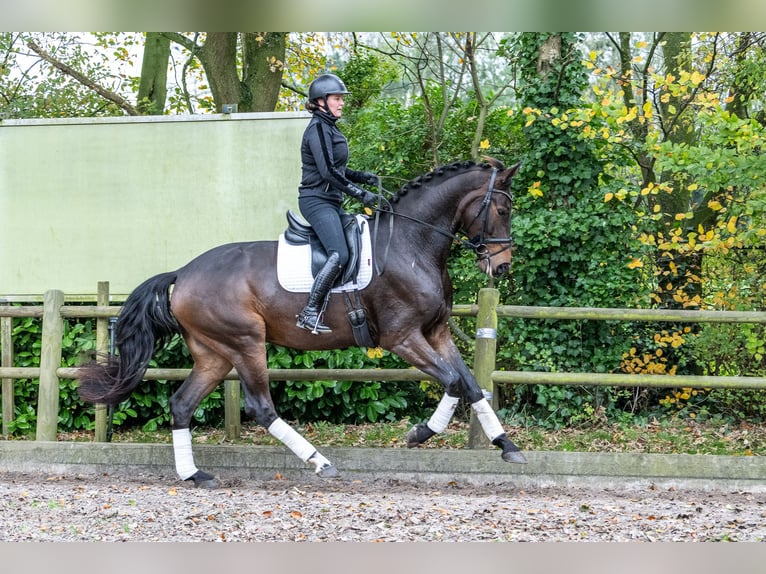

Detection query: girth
xmin=283 ymin=210 xmax=362 ymax=285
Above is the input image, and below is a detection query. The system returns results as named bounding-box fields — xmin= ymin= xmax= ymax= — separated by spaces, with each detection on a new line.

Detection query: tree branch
xmin=26 ymin=39 xmax=139 ymax=116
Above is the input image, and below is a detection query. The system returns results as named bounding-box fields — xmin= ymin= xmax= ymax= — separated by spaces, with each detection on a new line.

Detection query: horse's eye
xmin=497 ymin=209 xmax=509 ymax=217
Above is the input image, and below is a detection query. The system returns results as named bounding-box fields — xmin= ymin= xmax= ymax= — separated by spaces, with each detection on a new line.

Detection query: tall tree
xmin=137 ymin=32 xmax=171 ymax=114
xmin=163 ymin=32 xmax=287 ymax=113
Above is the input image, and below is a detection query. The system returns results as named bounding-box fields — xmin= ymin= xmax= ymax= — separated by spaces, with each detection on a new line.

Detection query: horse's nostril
xmin=495 ymin=263 xmax=510 ymax=276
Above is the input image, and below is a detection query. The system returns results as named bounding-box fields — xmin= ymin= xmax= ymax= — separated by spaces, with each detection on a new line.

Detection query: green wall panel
xmin=0 ymin=112 xmax=309 ymax=296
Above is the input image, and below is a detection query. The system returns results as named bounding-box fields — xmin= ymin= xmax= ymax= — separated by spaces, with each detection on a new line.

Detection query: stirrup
xmin=296 ymin=309 xmax=332 ymax=334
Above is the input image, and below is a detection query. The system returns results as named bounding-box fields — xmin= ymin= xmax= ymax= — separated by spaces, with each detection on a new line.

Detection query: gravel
xmin=1 ymin=470 xmax=765 ymax=541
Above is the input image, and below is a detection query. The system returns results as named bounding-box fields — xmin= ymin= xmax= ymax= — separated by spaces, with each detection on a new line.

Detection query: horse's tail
xmin=77 ymin=271 xmax=179 ymax=405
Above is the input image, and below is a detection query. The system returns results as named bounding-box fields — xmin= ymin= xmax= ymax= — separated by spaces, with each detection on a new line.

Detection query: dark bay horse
xmin=77 ymin=157 xmax=526 ymax=488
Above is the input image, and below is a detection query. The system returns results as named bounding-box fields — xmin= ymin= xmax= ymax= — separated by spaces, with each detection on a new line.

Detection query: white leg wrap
xmin=172 ymin=428 xmax=199 ymax=480
xmin=427 ymin=394 xmax=460 ymax=433
xmin=268 ymin=418 xmax=318 ymax=462
xmin=471 ymin=398 xmax=505 ymax=441
xmin=307 ymin=451 xmax=332 ymax=471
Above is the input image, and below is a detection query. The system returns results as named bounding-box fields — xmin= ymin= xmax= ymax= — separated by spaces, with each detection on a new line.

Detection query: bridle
xmin=461 ymin=168 xmax=514 ymax=269
xmin=372 ymin=167 xmax=514 ymax=275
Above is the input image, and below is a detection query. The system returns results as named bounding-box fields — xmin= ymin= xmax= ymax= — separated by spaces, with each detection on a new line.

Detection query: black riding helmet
xmin=308 ymin=73 xmax=351 ymax=104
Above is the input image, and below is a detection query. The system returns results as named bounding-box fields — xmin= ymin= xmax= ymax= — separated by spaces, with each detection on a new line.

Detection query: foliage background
xmin=1 ymin=32 xmax=764 ymax=435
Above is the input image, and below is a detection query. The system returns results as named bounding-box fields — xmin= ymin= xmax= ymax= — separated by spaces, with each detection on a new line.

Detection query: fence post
xmin=469 ymin=287 xmax=500 ymax=449
xmin=224 ymin=379 xmax=241 ymax=440
xmin=94 ymin=281 xmax=110 ymax=442
xmin=1 ymin=316 xmax=14 ymax=436
xmin=36 ymin=289 xmax=65 ymax=441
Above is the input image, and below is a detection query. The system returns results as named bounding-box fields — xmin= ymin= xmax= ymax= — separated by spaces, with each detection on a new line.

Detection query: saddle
xmin=281 ymin=210 xmax=376 ymax=348
xmin=283 ymin=210 xmax=362 ymax=286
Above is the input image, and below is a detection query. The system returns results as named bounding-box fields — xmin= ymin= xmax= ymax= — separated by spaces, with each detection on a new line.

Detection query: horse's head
xmin=456 ymin=157 xmax=520 ymax=277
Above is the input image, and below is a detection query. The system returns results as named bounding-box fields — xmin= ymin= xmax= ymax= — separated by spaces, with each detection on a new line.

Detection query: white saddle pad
xmin=277 ymin=215 xmax=374 ymax=293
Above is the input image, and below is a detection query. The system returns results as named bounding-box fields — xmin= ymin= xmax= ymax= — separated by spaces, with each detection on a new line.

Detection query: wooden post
xmin=469 ymin=288 xmax=500 ymax=449
xmin=36 ymin=289 xmax=65 ymax=441
xmin=1 ymin=316 xmax=14 ymax=436
xmin=224 ymin=379 xmax=241 ymax=440
xmin=94 ymin=282 xmax=110 ymax=442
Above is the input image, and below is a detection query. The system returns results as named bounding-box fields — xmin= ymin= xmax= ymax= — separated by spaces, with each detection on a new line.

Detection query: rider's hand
xmin=360 ymin=172 xmax=380 ymax=187
xmin=361 ymin=190 xmax=378 ymax=207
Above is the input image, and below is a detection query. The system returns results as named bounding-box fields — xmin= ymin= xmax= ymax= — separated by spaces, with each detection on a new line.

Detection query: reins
xmin=370 ymin=167 xmax=513 ymax=276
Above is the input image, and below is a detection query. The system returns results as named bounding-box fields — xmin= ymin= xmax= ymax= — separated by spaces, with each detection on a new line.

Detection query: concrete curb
xmin=1 ymin=441 xmax=764 ymax=492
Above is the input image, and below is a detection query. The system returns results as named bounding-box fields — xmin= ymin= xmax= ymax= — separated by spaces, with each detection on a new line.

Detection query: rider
xmin=295 ymin=73 xmax=379 ymax=334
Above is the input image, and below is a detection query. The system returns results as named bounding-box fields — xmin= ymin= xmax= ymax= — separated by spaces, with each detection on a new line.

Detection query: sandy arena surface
xmin=1 ymin=470 xmax=764 ymax=542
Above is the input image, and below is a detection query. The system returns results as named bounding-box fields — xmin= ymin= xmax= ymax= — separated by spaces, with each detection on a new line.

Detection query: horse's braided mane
xmin=391 ymin=160 xmax=493 ymax=203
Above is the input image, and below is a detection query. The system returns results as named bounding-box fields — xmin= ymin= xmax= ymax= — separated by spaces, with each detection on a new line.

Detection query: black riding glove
xmin=360 ymin=172 xmax=380 ymax=186
xmin=360 ymin=190 xmax=378 ymax=207
xmin=346 ymin=183 xmax=378 ymax=207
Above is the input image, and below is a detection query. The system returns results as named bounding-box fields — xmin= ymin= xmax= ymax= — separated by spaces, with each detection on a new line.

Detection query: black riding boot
xmin=296 ymin=252 xmax=341 ymax=334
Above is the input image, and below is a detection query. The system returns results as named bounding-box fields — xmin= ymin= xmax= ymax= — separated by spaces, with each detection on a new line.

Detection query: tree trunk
xmin=656 ymin=33 xmax=702 ymax=310
xmin=199 ymin=32 xmax=240 ymax=113
xmin=241 ymin=32 xmax=286 ymax=112
xmin=137 ymin=32 xmax=170 ymax=114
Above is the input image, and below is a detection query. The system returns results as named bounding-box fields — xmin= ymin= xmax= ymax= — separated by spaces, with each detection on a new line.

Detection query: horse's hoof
xmin=406 ymin=423 xmax=436 ymax=448
xmin=316 ymin=464 xmax=341 ymax=479
xmin=492 ymin=434 xmax=528 ymax=464
xmin=502 ymin=450 xmax=528 ymax=464
xmin=187 ymin=470 xmax=220 ymax=489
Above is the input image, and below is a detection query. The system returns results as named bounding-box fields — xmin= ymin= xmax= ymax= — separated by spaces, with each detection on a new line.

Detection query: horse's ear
xmin=481 ymin=155 xmax=504 ymax=170
xmin=499 ymin=161 xmax=521 ymax=186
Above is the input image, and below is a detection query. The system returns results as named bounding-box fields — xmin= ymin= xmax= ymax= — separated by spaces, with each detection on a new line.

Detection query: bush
xmin=0 ymin=311 xmax=435 ymax=436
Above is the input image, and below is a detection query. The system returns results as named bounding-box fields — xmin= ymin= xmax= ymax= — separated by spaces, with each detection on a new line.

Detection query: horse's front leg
xmin=390 ymin=330 xmax=526 ymax=464
xmin=438 ymin=337 xmax=527 ymax=463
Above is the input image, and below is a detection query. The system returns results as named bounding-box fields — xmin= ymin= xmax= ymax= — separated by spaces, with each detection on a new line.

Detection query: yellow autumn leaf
xmin=479 ymin=139 xmax=490 ymax=150
xmin=627 ymin=258 xmax=644 ymax=269
xmin=604 ymin=192 xmax=614 ymax=202
xmin=707 ymin=200 xmax=723 ymax=211
xmin=366 ymin=347 xmax=384 ymax=359
xmin=727 ymin=216 xmax=738 ymax=234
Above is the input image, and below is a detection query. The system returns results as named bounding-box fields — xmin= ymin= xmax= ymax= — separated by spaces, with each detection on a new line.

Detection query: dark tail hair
xmin=77 ymin=271 xmax=179 ymax=405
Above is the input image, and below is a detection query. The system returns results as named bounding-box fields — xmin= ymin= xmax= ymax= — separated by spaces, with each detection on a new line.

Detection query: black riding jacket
xmin=298 ymin=110 xmax=369 ymax=203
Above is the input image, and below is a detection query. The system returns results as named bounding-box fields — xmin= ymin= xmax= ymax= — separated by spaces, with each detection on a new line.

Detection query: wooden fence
xmin=2 ymin=283 xmax=766 ymax=445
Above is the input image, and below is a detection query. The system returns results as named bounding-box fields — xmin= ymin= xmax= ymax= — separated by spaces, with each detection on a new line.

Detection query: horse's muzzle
xmin=476 ymin=256 xmax=511 ymax=277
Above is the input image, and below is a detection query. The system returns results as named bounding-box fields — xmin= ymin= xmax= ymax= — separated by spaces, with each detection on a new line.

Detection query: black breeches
xmin=298 ymin=196 xmax=350 ymax=269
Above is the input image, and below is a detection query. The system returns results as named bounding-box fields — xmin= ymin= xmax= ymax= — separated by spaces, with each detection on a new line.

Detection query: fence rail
xmin=2 ymin=285 xmax=766 ymax=442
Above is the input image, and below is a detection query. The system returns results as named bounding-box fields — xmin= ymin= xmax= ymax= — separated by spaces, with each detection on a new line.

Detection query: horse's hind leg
xmin=168 ymin=343 xmax=233 ymax=488
xmin=234 ymin=342 xmax=340 ymax=479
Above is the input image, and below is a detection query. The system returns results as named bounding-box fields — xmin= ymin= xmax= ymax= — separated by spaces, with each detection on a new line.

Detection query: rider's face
xmin=323 ymin=94 xmax=345 ymax=118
